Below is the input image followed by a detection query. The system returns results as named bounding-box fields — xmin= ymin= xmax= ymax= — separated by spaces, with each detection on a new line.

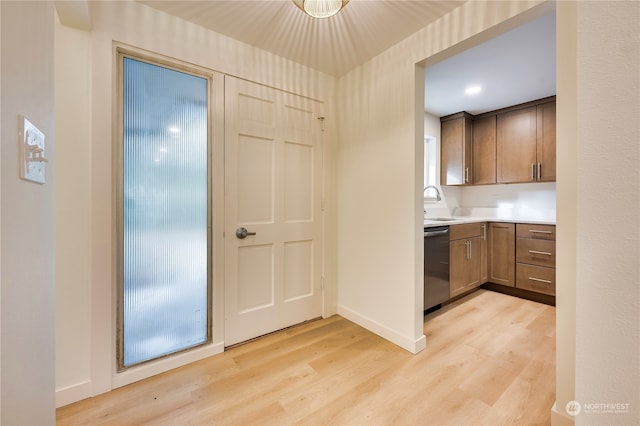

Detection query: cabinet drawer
xmin=516 ymin=223 xmax=555 ymax=240
xmin=450 ymin=222 xmax=484 ymax=241
xmin=516 ymin=263 xmax=555 ymax=296
xmin=516 ymin=238 xmax=555 ymax=267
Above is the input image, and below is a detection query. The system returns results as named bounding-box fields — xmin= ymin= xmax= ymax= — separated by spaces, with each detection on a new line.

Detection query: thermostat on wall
xmin=19 ymin=116 xmax=48 ymax=184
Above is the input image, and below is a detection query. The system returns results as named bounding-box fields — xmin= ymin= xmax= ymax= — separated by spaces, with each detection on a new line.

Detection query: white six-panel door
xmin=224 ymin=76 xmax=323 ymax=346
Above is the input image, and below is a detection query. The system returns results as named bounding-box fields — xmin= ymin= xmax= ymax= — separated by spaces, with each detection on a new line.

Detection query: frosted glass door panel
xmin=122 ymin=58 xmax=209 ymax=367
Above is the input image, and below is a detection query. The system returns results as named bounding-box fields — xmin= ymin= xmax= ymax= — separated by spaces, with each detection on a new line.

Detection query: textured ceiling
xmin=138 ymin=0 xmax=466 ymax=77
xmin=136 ymin=1 xmax=556 ymax=117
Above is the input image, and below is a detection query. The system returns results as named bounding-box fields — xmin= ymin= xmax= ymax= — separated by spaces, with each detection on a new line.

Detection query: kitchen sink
xmin=429 ymin=217 xmax=457 ymax=221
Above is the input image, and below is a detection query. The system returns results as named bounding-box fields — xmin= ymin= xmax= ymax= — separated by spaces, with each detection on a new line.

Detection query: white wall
xmin=1 ymin=1 xmax=56 ymax=424
xmin=53 ymin=1 xmax=640 ymax=419
xmin=423 ymin=112 xmax=440 ymax=141
xmin=423 ymin=113 xmax=440 ymax=188
xmin=340 ymin=0 xmax=639 ymax=423
xmin=553 ymin=3 xmax=577 ymax=423
xmin=55 ymin=0 xmax=338 ymax=405
xmin=1 ymin=3 xmax=3 ymax=417
xmin=335 ymin=0 xmax=549 ymax=353
xmin=571 ymin=1 xmax=639 ymax=424
xmin=449 ymin=182 xmax=556 ymax=222
xmin=554 ymin=2 xmax=640 ymax=424
xmin=54 ymin=15 xmax=93 ymax=404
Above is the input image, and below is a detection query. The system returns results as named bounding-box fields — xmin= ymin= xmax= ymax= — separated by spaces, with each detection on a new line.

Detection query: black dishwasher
xmin=424 ymin=226 xmax=450 ymax=312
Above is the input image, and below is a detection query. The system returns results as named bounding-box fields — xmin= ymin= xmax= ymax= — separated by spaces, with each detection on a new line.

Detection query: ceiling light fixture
xmin=292 ymin=0 xmax=349 ymax=19
xmin=465 ymin=85 xmax=482 ymax=96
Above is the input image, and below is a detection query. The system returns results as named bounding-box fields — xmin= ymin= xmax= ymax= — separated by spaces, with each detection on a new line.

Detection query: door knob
xmin=235 ymin=227 xmax=256 ymax=239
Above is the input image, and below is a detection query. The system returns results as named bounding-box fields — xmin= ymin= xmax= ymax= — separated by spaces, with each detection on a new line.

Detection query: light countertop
xmin=423 ymin=217 xmax=556 ymax=228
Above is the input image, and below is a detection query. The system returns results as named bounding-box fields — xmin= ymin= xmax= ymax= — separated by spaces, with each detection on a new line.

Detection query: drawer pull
xmin=528 ymin=277 xmax=553 ymax=284
xmin=528 ymin=250 xmax=552 ymax=256
xmin=529 ymin=230 xmax=552 ymax=234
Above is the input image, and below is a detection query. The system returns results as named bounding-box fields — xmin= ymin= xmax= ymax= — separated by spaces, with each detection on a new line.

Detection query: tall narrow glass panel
xmin=121 ymin=57 xmax=209 ymax=367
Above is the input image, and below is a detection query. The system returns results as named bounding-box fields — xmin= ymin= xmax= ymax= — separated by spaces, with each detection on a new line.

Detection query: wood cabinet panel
xmin=516 ymin=263 xmax=555 ymax=296
xmin=516 ymin=238 xmax=556 ymax=268
xmin=516 ymin=223 xmax=556 ymax=240
xmin=497 ymin=106 xmax=538 ymax=183
xmin=472 ymin=116 xmax=496 ymax=185
xmin=515 ymin=224 xmax=556 ymax=296
xmin=442 ymin=97 xmax=555 ymax=187
xmin=537 ymin=102 xmax=556 ymax=182
xmin=450 ymin=237 xmax=482 ymax=298
xmin=488 ymin=223 xmax=515 ymax=287
xmin=480 ymin=223 xmax=488 ymax=284
xmin=450 ymin=222 xmax=483 ymax=241
xmin=441 ymin=115 xmax=472 ymax=185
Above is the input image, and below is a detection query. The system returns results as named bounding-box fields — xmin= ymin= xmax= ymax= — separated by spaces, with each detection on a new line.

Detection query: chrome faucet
xmin=423 ymin=185 xmax=441 ymax=201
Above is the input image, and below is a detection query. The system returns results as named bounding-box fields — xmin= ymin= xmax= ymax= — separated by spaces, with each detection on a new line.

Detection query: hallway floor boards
xmin=57 ymin=289 xmax=556 ymax=425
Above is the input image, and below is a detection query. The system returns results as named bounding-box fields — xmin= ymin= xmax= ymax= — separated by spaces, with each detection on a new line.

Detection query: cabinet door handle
xmin=538 ymin=163 xmax=542 ymax=180
xmin=529 ymin=229 xmax=553 ymax=234
xmin=528 ymin=277 xmax=553 ymax=284
xmin=464 ymin=167 xmax=469 ymax=183
xmin=531 ymin=163 xmax=536 ymax=181
xmin=528 ymin=250 xmax=552 ymax=256
xmin=481 ymin=223 xmax=486 ymax=241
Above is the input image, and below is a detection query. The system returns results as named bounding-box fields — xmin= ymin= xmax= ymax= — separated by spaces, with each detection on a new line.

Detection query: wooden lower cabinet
xmin=515 ymin=223 xmax=556 ymax=296
xmin=480 ymin=223 xmax=488 ymax=284
xmin=516 ymin=238 xmax=555 ymax=268
xmin=449 ymin=223 xmax=485 ymax=298
xmin=488 ymin=223 xmax=515 ymax=286
xmin=450 ymin=237 xmax=482 ymax=298
xmin=516 ymin=263 xmax=555 ymax=296
xmin=447 ymin=221 xmax=555 ymax=301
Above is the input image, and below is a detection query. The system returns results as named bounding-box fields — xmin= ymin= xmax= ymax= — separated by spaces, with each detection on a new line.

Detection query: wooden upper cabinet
xmin=441 ymin=97 xmax=555 ymax=186
xmin=537 ymin=102 xmax=556 ymax=182
xmin=496 ymin=99 xmax=556 ymax=184
xmin=496 ymin=106 xmax=538 ymax=183
xmin=472 ymin=115 xmax=496 ymax=185
xmin=441 ymin=114 xmax=472 ymax=185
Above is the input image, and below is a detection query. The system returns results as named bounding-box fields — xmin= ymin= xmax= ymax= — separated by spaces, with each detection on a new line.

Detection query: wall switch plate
xmin=19 ymin=116 xmax=47 ymax=184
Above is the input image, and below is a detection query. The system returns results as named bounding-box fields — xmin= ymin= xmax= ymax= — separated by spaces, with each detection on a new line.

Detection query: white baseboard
xmin=337 ymin=305 xmax=426 ymax=354
xmin=56 ymin=342 xmax=225 ymax=407
xmin=551 ymin=401 xmax=576 ymax=426
xmin=113 ymin=341 xmax=224 ymax=389
xmin=56 ymin=380 xmax=93 ymax=408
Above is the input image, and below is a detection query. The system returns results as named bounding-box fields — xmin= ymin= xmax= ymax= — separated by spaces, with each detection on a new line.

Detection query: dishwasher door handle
xmin=424 ymin=229 xmax=449 ymax=237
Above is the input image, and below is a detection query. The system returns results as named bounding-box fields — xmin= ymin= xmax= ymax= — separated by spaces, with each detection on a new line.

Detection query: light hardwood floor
xmin=57 ymin=289 xmax=556 ymax=425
